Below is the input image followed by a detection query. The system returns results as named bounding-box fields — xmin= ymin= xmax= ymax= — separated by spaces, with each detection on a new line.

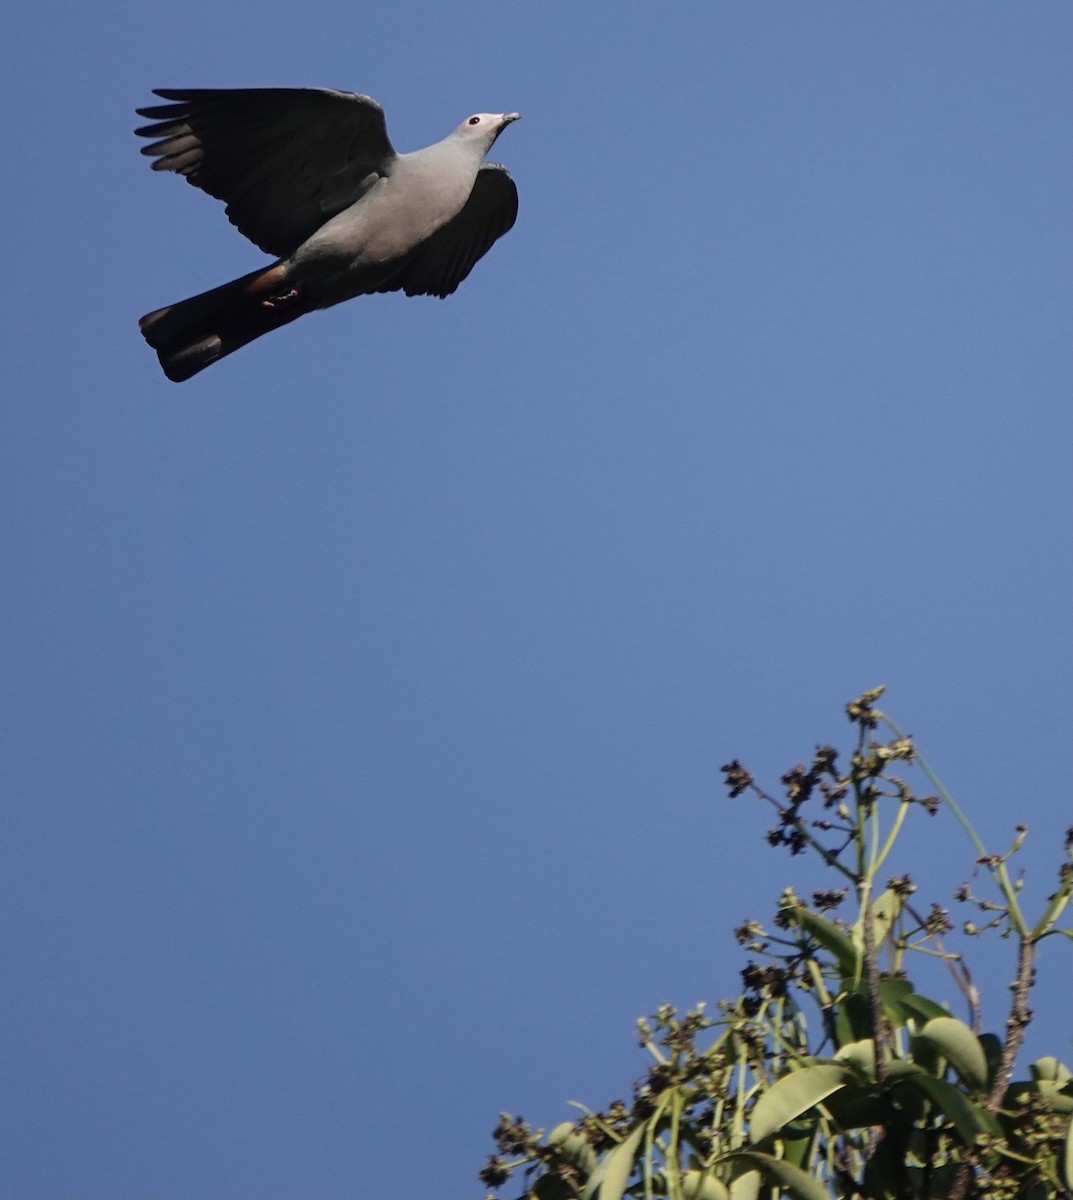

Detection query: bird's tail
xmin=139 ymin=264 xmax=311 ymax=382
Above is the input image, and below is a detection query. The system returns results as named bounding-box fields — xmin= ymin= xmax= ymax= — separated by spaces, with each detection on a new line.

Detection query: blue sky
xmin=2 ymin=4 xmax=1070 ymax=1198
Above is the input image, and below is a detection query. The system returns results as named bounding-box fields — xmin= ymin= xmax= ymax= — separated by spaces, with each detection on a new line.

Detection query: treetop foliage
xmin=483 ymin=688 xmax=1073 ymax=1200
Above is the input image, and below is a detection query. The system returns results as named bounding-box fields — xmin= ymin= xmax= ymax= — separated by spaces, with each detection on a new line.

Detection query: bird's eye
xmin=467 ymin=116 xmax=481 ymax=125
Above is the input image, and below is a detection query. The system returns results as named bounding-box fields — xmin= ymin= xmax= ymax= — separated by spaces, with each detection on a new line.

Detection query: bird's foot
xmin=261 ymin=287 xmax=302 ymax=310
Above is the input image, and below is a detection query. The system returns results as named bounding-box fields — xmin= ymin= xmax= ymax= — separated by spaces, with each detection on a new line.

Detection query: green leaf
xmin=834 ymin=1038 xmax=877 ymax=1080
xmin=833 ymin=994 xmax=861 ymax=1048
xmin=895 ymin=992 xmax=950 ymax=1023
xmin=792 ymin=908 xmax=859 ymax=978
xmin=907 ymin=1031 xmax=941 ymax=1078
xmin=822 ymin=1081 xmax=887 ymax=1130
xmin=749 ymin=1063 xmax=852 ymax=1143
xmin=681 ymin=1169 xmax=730 ymax=1200
xmin=779 ymin=1120 xmax=815 ymax=1171
xmin=1005 ymin=1057 xmax=1073 ymax=1116
xmin=877 ymin=978 xmax=914 ymax=1030
xmin=533 ymin=1174 xmax=576 ymax=1200
xmin=586 ymin=1123 xmax=646 ymax=1200
xmin=548 ymin=1121 xmax=598 ymax=1176
xmin=1006 ymin=1079 xmax=1073 ymax=1115
xmin=887 ymin=1063 xmax=1000 ymax=1144
xmin=916 ymin=1017 xmax=989 ymax=1091
xmin=726 ymin=1167 xmax=761 ymax=1200
xmin=558 ymin=1132 xmax=597 ymax=1176
xmin=853 ymin=888 xmax=901 ymax=963
xmin=892 ymin=1078 xmax=929 ymax=1123
xmin=833 ymin=987 xmax=877 ymax=1047
xmin=1030 ymin=1056 xmax=1073 ymax=1086
xmin=721 ymin=1151 xmax=830 ymax=1200
xmin=831 ymin=979 xmax=919 ymax=1049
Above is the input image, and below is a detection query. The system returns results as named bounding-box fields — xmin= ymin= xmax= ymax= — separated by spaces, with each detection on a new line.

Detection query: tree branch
xmin=986 ymin=935 xmax=1035 ymax=1113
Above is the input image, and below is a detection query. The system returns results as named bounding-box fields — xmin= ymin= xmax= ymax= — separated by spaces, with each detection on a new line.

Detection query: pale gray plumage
xmin=135 ymin=88 xmax=520 ymax=381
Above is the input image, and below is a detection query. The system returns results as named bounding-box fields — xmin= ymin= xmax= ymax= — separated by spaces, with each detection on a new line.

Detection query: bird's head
xmin=454 ymin=111 xmax=520 ymax=147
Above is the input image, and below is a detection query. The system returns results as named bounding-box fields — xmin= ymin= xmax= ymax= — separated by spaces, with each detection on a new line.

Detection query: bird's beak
xmin=501 ymin=113 xmax=521 ymax=125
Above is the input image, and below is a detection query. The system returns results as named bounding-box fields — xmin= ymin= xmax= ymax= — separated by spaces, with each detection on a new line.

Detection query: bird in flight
xmin=135 ymin=88 xmax=520 ymax=382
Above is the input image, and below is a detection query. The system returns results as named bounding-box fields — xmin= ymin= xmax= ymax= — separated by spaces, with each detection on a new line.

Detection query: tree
xmin=482 ymin=688 xmax=1073 ymax=1200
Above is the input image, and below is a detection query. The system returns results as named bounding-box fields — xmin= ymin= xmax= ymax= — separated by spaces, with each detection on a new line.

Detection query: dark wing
xmin=377 ymin=164 xmax=519 ymax=299
xmin=135 ymin=87 xmax=396 ymax=258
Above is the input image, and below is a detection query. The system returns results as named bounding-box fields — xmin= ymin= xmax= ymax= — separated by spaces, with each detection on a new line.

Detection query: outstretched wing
xmin=377 ymin=164 xmax=519 ymax=299
xmin=135 ymin=87 xmax=396 ymax=257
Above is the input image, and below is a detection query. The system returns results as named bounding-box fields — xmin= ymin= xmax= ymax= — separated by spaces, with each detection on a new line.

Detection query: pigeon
xmin=135 ymin=88 xmax=520 ymax=382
